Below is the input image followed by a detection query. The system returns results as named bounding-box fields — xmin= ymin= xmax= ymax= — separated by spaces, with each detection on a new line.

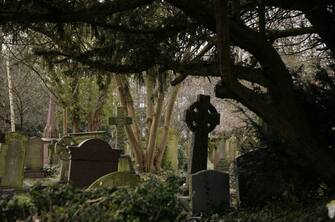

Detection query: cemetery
xmin=0 ymin=1 xmax=335 ymax=221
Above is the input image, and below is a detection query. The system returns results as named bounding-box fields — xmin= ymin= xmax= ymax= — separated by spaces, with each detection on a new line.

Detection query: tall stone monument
xmin=0 ymin=132 xmax=27 ymax=189
xmin=185 ymin=94 xmax=220 ymax=174
xmin=42 ymin=94 xmax=59 ymax=165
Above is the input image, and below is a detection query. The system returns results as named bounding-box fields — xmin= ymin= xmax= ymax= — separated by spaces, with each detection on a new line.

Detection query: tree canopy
xmin=0 ymin=0 xmax=334 ymax=182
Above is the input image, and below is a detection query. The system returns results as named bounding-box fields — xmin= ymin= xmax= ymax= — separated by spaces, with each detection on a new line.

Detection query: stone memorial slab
xmin=215 ymin=135 xmax=238 ymax=172
xmin=55 ymin=136 xmax=77 ymax=181
xmin=0 ymin=132 xmax=27 ymax=189
xmin=109 ymin=106 xmax=132 ymax=152
xmin=237 ymin=149 xmax=288 ymax=207
xmin=68 ymin=138 xmax=122 ymax=188
xmin=158 ymin=128 xmax=179 ymax=170
xmin=192 ymin=170 xmax=230 ymax=215
xmin=0 ymin=132 xmax=5 ymax=143
xmin=69 ymin=131 xmax=107 ymax=144
xmin=25 ymin=137 xmax=44 ymax=178
xmin=88 ymin=171 xmax=142 ymax=189
xmin=118 ymin=155 xmax=135 ymax=173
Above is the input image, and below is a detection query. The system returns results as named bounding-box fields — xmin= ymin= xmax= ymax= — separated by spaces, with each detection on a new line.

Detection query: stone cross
xmin=185 ymin=95 xmax=220 ymax=174
xmin=109 ymin=106 xmax=132 ymax=152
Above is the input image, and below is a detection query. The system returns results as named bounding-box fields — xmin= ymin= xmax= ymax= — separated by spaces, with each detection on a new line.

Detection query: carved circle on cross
xmin=185 ymin=95 xmax=220 ymax=133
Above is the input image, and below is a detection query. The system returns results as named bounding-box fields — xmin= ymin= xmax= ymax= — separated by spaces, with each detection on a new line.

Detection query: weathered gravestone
xmin=25 ymin=137 xmax=44 ymax=178
xmin=185 ymin=95 xmax=220 ymax=174
xmin=0 ymin=132 xmax=27 ymax=189
xmin=237 ymin=149 xmax=287 ymax=207
xmin=0 ymin=132 xmax=5 ymax=143
xmin=192 ymin=170 xmax=230 ymax=215
xmin=215 ymin=135 xmax=238 ymax=172
xmin=56 ymin=133 xmax=109 ymax=182
xmin=88 ymin=171 xmax=142 ymax=189
xmin=68 ymin=139 xmax=122 ymax=188
xmin=158 ymin=127 xmax=179 ymax=170
xmin=118 ymin=155 xmax=135 ymax=172
xmin=69 ymin=131 xmax=107 ymax=144
xmin=109 ymin=106 xmax=132 ymax=152
xmin=55 ymin=136 xmax=77 ymax=182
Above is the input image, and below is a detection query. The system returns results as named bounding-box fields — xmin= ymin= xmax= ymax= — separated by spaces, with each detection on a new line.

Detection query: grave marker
xmin=158 ymin=128 xmax=179 ymax=170
xmin=109 ymin=106 xmax=132 ymax=152
xmin=69 ymin=131 xmax=107 ymax=144
xmin=68 ymin=139 xmax=122 ymax=188
xmin=185 ymin=95 xmax=220 ymax=174
xmin=25 ymin=137 xmax=44 ymax=178
xmin=192 ymin=170 xmax=230 ymax=215
xmin=42 ymin=94 xmax=59 ymax=166
xmin=89 ymin=171 xmax=142 ymax=189
xmin=0 ymin=132 xmax=5 ymax=143
xmin=215 ymin=135 xmax=238 ymax=172
xmin=0 ymin=132 xmax=27 ymax=189
xmin=55 ymin=136 xmax=77 ymax=181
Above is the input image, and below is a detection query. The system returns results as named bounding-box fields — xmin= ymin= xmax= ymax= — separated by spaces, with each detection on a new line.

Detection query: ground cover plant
xmin=0 ymin=176 xmax=186 ymax=222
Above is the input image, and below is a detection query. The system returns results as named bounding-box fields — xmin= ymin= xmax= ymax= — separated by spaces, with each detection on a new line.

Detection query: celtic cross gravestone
xmin=109 ymin=106 xmax=132 ymax=152
xmin=185 ymin=95 xmax=220 ymax=174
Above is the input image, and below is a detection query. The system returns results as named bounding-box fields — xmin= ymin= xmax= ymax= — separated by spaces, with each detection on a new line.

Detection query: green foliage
xmin=202 ymin=201 xmax=331 ymax=222
xmin=42 ymin=165 xmax=59 ymax=178
xmin=0 ymin=194 xmax=35 ymax=222
xmin=0 ymin=176 xmax=186 ymax=222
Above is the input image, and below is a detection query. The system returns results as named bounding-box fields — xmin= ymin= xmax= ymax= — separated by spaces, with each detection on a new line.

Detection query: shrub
xmin=1 ymin=176 xmax=186 ymax=222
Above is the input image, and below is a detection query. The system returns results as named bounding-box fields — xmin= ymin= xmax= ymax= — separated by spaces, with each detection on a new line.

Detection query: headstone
xmin=158 ymin=128 xmax=179 ymax=170
xmin=69 ymin=131 xmax=107 ymax=144
xmin=236 ymin=149 xmax=286 ymax=207
xmin=0 ymin=132 xmax=27 ymax=189
xmin=55 ymin=136 xmax=77 ymax=181
xmin=68 ymin=139 xmax=122 ymax=188
xmin=25 ymin=137 xmax=44 ymax=178
xmin=215 ymin=135 xmax=238 ymax=172
xmin=0 ymin=132 xmax=5 ymax=143
xmin=88 ymin=171 xmax=142 ymax=189
xmin=56 ymin=133 xmax=108 ymax=182
xmin=118 ymin=155 xmax=135 ymax=173
xmin=192 ymin=170 xmax=230 ymax=215
xmin=109 ymin=106 xmax=132 ymax=152
xmin=185 ymin=95 xmax=220 ymax=174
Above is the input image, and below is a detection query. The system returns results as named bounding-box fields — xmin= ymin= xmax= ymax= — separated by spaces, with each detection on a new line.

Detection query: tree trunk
xmin=6 ymin=59 xmax=15 ymax=132
xmin=71 ymin=76 xmax=80 ymax=133
xmin=146 ymin=87 xmax=165 ymax=172
xmin=63 ymin=107 xmax=68 ymax=135
xmin=89 ymin=75 xmax=111 ymax=131
xmin=144 ymin=70 xmax=155 ymax=145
